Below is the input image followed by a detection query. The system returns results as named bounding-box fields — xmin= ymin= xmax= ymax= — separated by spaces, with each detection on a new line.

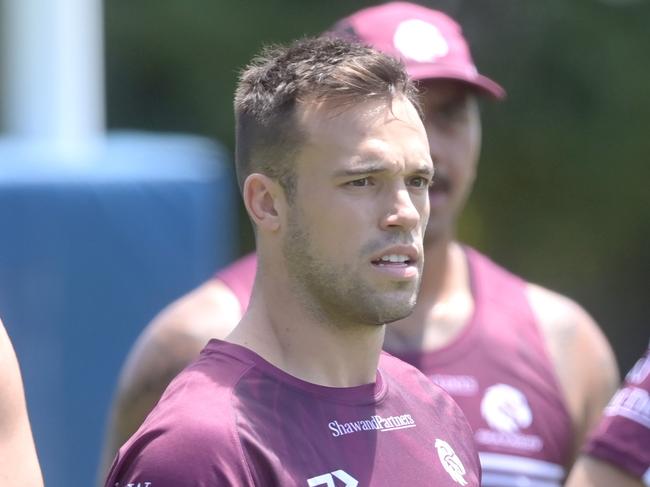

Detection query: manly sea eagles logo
xmin=480 ymin=383 xmax=532 ymax=433
xmin=434 ymin=438 xmax=468 ymax=486
xmin=476 ymin=383 xmax=543 ymax=452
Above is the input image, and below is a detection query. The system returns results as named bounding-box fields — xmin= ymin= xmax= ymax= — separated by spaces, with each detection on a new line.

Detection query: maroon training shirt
xmin=106 ymin=340 xmax=481 ymax=486
xmin=390 ymin=248 xmax=573 ymax=486
xmin=216 ymin=249 xmax=574 ymax=486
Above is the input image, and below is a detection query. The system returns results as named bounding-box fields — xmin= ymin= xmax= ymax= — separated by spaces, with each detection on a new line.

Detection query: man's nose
xmin=379 ymin=185 xmax=421 ymax=232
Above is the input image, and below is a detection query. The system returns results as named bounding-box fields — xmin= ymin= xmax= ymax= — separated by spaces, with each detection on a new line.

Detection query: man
xmin=104 ymin=36 xmax=481 ymax=486
xmin=0 ymin=318 xmax=43 ymax=487
xmin=566 ymin=343 xmax=650 ymax=487
xmin=100 ymin=3 xmax=619 ymax=485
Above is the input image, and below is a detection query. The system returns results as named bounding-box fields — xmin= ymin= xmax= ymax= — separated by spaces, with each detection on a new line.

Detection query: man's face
xmin=419 ymin=80 xmax=482 ymax=245
xmin=282 ymin=95 xmax=433 ymax=326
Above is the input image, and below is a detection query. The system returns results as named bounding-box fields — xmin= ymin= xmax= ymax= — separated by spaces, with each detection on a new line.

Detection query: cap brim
xmin=406 ymin=65 xmax=506 ymax=100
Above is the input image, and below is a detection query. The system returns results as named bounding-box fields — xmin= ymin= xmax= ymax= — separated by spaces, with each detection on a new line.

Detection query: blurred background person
xmin=99 ymin=3 xmax=619 ymax=486
xmin=0 ymin=318 xmax=43 ymax=487
xmin=566 ymin=343 xmax=650 ymax=487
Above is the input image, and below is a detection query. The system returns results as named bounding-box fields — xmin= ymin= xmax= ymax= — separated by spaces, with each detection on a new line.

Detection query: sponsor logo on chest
xmin=475 ymin=383 xmax=544 ymax=452
xmin=328 ymin=413 xmax=416 ymax=437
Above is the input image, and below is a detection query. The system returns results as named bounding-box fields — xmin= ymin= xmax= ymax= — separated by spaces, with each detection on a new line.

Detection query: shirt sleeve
xmin=104 ymin=420 xmax=253 ymax=487
xmin=583 ymin=347 xmax=650 ymax=485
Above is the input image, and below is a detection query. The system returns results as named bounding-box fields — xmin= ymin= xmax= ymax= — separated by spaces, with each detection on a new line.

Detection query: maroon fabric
xmin=390 ymin=247 xmax=573 ymax=486
xmin=584 ymin=345 xmax=650 ymax=484
xmin=211 ymin=247 xmax=574 ymax=485
xmin=106 ymin=340 xmax=481 ymax=486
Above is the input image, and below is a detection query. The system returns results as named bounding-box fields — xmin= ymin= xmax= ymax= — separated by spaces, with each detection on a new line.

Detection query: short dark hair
xmin=234 ymin=36 xmax=420 ymax=201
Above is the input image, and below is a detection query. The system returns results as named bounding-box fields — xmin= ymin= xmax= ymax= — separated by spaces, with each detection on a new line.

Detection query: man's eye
xmin=409 ymin=176 xmax=431 ymax=188
xmin=348 ymin=177 xmax=373 ymax=187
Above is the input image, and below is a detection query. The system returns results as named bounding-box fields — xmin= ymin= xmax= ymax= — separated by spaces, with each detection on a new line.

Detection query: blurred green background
xmin=105 ymin=0 xmax=649 ymax=373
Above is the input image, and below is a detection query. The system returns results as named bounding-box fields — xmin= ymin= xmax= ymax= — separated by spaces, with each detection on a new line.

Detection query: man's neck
xmin=227 ymin=271 xmax=385 ymax=388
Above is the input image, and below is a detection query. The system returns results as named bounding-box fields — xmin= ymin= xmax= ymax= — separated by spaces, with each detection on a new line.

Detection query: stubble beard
xmin=282 ymin=209 xmax=420 ymax=328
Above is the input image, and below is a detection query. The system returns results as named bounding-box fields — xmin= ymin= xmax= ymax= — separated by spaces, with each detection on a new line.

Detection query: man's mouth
xmin=372 ymin=254 xmax=412 ymax=266
xmin=369 ymin=245 xmax=419 ymax=280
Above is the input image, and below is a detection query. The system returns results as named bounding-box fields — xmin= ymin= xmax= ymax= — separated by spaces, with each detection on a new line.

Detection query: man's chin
xmin=370 ymin=294 xmax=417 ymax=325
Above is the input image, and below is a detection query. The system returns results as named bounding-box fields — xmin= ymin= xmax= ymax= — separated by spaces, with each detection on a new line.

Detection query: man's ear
xmin=243 ymin=173 xmax=285 ymax=233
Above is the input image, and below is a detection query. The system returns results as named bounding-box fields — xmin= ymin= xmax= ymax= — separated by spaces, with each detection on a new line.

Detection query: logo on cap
xmin=393 ymin=19 xmax=449 ymax=63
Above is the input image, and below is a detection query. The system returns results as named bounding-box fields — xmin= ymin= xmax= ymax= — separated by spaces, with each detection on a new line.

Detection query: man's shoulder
xmin=524 ymin=281 xmax=614 ymax=365
xmin=464 ymin=245 xmax=600 ymax=331
xmin=215 ymin=252 xmax=257 ymax=282
xmin=115 ymin=279 xmax=242 ymax=400
xmin=131 ymin=340 xmax=260 ymax=432
xmin=161 ymin=340 xmax=257 ymax=404
xmin=105 ymin=345 xmax=256 ymax=486
xmin=214 ymin=252 xmax=257 ymax=310
xmin=463 ymin=246 xmax=618 ymax=458
xmin=379 ymin=351 xmax=464 ymax=409
xmin=152 ymin=277 xmax=242 ymax=341
xmin=525 ymin=282 xmax=590 ymax=331
xmin=524 ymin=281 xmax=619 ymax=449
xmin=106 ymin=409 xmax=249 ymax=486
xmin=143 ymin=252 xmax=256 ymax=344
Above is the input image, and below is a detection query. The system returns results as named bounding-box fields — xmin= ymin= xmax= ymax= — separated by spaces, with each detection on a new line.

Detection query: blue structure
xmin=0 ymin=132 xmax=237 ymax=486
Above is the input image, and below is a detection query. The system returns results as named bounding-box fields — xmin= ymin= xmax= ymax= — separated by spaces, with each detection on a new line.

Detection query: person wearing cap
xmin=0 ymin=318 xmax=44 ymax=487
xmin=99 ymin=3 xmax=619 ymax=485
xmin=104 ymin=35 xmax=482 ymax=486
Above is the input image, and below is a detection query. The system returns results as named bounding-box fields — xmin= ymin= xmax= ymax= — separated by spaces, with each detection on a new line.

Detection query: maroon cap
xmin=329 ymin=2 xmax=505 ymax=99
